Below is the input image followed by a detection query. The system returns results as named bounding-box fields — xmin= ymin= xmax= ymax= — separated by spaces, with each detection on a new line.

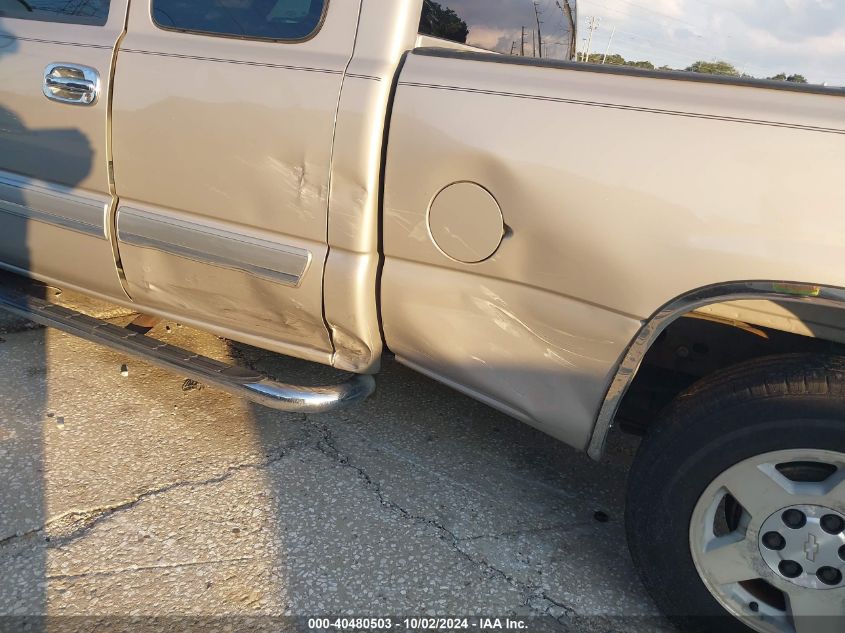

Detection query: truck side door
xmin=111 ymin=0 xmax=361 ymax=365
xmin=0 ymin=1 xmax=129 ymax=299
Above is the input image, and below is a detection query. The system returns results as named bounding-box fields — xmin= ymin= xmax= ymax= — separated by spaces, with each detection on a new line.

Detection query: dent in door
xmin=116 ymin=205 xmax=331 ymax=361
xmin=111 ymin=0 xmax=363 ymax=365
xmin=118 ymin=207 xmax=311 ymax=287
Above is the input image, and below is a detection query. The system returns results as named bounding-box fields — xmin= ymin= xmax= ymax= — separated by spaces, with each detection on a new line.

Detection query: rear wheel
xmin=626 ymin=354 xmax=845 ymax=633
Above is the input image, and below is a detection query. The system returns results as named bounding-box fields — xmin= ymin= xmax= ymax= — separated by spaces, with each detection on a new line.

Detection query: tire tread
xmin=625 ymin=353 xmax=845 ymax=632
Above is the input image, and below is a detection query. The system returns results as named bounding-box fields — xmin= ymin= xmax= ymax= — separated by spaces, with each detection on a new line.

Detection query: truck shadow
xmin=0 ymin=25 xmax=95 ymax=632
xmin=231 ymin=340 xmax=663 ymax=624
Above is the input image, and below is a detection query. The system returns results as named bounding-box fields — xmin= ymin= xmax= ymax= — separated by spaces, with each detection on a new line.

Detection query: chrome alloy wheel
xmin=690 ymin=449 xmax=845 ymax=633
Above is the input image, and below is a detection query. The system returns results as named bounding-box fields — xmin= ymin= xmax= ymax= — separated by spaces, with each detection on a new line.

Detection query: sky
xmin=438 ymin=0 xmax=845 ymax=86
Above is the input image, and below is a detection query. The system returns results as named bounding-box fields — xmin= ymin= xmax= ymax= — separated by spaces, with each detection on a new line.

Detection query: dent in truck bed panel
xmin=382 ymin=257 xmax=642 ymax=451
xmin=383 ymin=47 xmax=845 ymax=454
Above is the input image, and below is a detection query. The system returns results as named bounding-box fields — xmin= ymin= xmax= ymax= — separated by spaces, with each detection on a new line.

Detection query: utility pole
xmin=533 ymin=1 xmax=543 ymax=59
xmin=521 ymin=26 xmax=526 ymax=56
xmin=602 ymin=26 xmax=616 ymax=64
xmin=555 ymin=0 xmax=577 ymax=61
xmin=532 ymin=29 xmax=536 ymax=57
xmin=510 ymin=41 xmax=517 ymax=55
xmin=583 ymin=16 xmax=600 ymax=63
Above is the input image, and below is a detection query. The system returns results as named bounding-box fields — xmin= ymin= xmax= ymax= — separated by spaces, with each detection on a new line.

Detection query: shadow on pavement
xmin=0 ymin=25 xmax=94 ymax=633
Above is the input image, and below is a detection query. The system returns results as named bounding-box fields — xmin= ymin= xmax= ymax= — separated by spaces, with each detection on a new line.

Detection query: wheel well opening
xmin=615 ymin=299 xmax=845 ymax=436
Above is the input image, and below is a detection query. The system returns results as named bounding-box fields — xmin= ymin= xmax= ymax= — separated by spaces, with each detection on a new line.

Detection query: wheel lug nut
xmin=779 ymin=560 xmax=803 ymax=578
xmin=821 ymin=514 xmax=845 ymax=535
xmin=817 ymin=566 xmax=843 ymax=586
xmin=782 ymin=509 xmax=806 ymax=529
xmin=762 ymin=531 xmax=786 ymax=550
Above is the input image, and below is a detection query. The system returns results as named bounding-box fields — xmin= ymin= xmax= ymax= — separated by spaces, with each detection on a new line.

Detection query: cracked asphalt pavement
xmin=0 ymin=291 xmax=675 ymax=632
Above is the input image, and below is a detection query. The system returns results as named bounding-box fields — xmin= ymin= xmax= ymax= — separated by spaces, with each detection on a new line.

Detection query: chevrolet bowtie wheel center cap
xmin=759 ymin=504 xmax=845 ymax=589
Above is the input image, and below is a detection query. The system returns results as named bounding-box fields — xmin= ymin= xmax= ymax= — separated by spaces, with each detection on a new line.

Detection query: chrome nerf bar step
xmin=0 ymin=280 xmax=375 ymax=413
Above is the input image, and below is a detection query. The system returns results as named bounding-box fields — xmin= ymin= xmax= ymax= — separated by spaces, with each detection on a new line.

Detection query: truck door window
xmin=0 ymin=0 xmax=110 ymax=25
xmin=151 ymin=0 xmax=327 ymax=41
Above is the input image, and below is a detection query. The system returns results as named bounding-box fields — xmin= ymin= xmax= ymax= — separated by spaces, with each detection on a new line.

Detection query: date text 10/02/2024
xmin=307 ymin=617 xmax=529 ymax=630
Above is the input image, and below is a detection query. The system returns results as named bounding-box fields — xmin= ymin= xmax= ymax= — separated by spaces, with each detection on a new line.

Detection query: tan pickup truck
xmin=1 ymin=1 xmax=844 ymax=630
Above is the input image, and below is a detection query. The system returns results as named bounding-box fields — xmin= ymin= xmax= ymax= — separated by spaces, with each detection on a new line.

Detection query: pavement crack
xmin=307 ymin=419 xmax=574 ymax=622
xmin=458 ymin=521 xmax=592 ymax=543
xmin=0 ymin=443 xmax=302 ymax=552
xmin=46 ymin=556 xmax=254 ymax=580
xmin=458 ymin=522 xmax=582 ymax=543
xmin=0 ymin=526 xmax=41 ymax=548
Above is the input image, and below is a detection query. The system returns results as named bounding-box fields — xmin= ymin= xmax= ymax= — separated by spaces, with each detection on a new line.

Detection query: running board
xmin=0 ymin=281 xmax=375 ymax=413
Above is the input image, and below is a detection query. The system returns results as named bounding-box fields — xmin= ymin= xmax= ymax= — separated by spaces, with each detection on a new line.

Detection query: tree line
xmin=585 ymin=54 xmax=808 ymax=83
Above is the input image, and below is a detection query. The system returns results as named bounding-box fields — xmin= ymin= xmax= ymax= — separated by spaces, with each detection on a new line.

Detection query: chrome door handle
xmin=45 ymin=75 xmax=96 ymax=94
xmin=43 ymin=63 xmax=100 ymax=106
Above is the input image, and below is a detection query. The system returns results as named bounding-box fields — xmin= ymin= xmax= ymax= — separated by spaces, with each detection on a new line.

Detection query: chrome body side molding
xmin=0 ymin=276 xmax=375 ymax=414
xmin=117 ymin=207 xmax=311 ymax=287
xmin=587 ymin=281 xmax=845 ymax=460
xmin=0 ymin=171 xmax=107 ymax=238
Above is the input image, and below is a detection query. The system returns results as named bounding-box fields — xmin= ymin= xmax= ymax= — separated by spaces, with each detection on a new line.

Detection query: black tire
xmin=626 ymin=353 xmax=845 ymax=633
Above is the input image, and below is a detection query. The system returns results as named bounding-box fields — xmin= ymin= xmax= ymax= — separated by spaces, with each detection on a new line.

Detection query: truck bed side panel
xmin=382 ymin=49 xmax=845 ymax=450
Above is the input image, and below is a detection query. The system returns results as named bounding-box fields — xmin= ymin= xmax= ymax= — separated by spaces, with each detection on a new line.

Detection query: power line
xmin=591 ymin=0 xmax=704 ymax=31
xmin=610 ymin=29 xmax=728 ymax=65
